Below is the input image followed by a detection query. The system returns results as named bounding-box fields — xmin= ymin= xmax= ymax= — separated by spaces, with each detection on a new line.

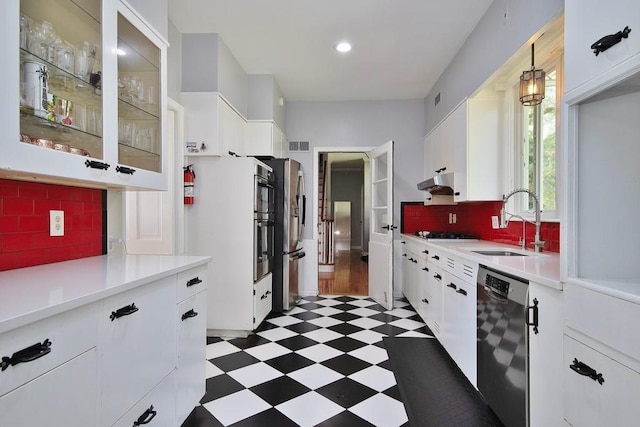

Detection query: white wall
xmin=126 ymin=0 xmax=168 ymax=40
xmin=424 ymin=0 xmax=564 ymax=132
xmin=167 ymin=20 xmax=181 ymax=101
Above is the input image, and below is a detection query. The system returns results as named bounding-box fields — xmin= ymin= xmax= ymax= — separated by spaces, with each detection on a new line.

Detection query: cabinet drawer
xmin=0 ymin=303 xmax=98 ymax=397
xmin=0 ymin=348 xmax=97 ymax=425
xmin=564 ymin=335 xmax=640 ymax=427
xmin=565 ymin=0 xmax=640 ymax=93
xmin=254 ymin=274 xmax=272 ymax=328
xmin=99 ymin=277 xmax=176 ymax=427
xmin=113 ymin=371 xmax=175 ymax=427
xmin=427 ymin=248 xmax=443 ymax=269
xmin=177 ymin=264 xmax=208 ymax=303
xmin=443 ymin=254 xmax=478 ymax=283
xmin=176 ymin=291 xmax=207 ymax=424
xmin=565 ymin=282 xmax=640 ymax=363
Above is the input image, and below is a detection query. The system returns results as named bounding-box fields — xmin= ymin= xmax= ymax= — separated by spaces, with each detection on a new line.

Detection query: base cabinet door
xmin=99 ymin=277 xmax=176 ymax=426
xmin=563 ymin=335 xmax=640 ymax=427
xmin=0 ymin=349 xmax=97 ymax=425
xmin=254 ymin=274 xmax=273 ymax=328
xmin=113 ymin=371 xmax=175 ymax=427
xmin=176 ymin=291 xmax=207 ymax=424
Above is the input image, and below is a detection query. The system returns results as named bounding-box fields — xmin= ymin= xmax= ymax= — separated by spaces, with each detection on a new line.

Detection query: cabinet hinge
xmin=253 ymin=289 xmax=256 ymax=295
xmin=253 ymin=317 xmax=256 ymax=324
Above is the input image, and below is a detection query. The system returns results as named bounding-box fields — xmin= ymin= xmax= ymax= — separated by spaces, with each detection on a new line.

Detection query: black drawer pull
xmin=412 ymin=259 xmax=418 ymax=264
xmin=265 ymin=290 xmax=271 ymax=295
xmin=456 ymin=288 xmax=467 ymax=296
xmin=402 ymin=253 xmax=407 ymax=257
xmin=1 ymin=339 xmax=52 ymax=371
xmin=434 ymin=273 xmax=442 ymax=280
xmin=133 ymin=405 xmax=157 ymax=426
xmin=432 ymin=255 xmax=439 ymax=260
xmin=570 ymin=359 xmax=605 ymax=385
xmin=181 ymin=309 xmax=198 ymax=321
xmin=435 ymin=167 xmax=446 ymax=173
xmin=446 ymin=283 xmax=457 ymax=290
xmin=591 ymin=26 xmax=631 ymax=56
xmin=116 ymin=165 xmax=136 ymax=175
xmin=186 ymin=277 xmax=202 ymax=287
xmin=422 ymin=267 xmax=429 ymax=272
xmin=422 ymin=298 xmax=429 ymax=304
xmin=422 ymin=250 xmax=429 ymax=254
xmin=85 ymin=159 xmax=110 ymax=170
xmin=526 ymin=298 xmax=539 ymax=334
xmin=110 ymin=303 xmax=139 ymax=321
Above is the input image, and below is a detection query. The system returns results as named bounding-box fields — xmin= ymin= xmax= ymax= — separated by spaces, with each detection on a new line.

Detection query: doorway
xmin=316 ymin=150 xmax=370 ymax=296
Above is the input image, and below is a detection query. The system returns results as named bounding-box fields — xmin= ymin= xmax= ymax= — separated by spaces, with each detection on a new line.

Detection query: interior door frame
xmin=312 ymin=146 xmax=375 ymax=292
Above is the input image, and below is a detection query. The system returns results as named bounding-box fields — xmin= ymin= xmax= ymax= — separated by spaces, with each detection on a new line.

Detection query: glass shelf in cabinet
xmin=117 ymin=97 xmax=159 ymax=120
xmin=118 ymin=142 xmax=160 ymax=158
xmin=20 ymin=49 xmax=102 ymax=108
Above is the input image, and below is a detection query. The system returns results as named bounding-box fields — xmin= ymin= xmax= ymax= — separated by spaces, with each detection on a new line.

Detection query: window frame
xmin=508 ymin=53 xmax=563 ymax=222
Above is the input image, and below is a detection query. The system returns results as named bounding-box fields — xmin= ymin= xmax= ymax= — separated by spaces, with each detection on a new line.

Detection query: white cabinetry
xmin=422 ymin=98 xmax=501 ymax=204
xmin=113 ymin=371 xmax=176 ymax=427
xmin=176 ymin=266 xmax=207 ymax=424
xmin=182 ymin=92 xmax=246 ymax=157
xmin=528 ymin=282 xmax=564 ymax=427
xmin=563 ymin=283 xmax=640 ymax=427
xmin=99 ymin=276 xmax=176 ymax=427
xmin=441 ymin=254 xmax=478 ymax=386
xmin=245 ymin=121 xmax=285 ymax=158
xmin=0 ymin=0 xmax=167 ymax=190
xmin=0 ymin=303 xmax=99 ymax=425
xmin=565 ymin=0 xmax=640 ymax=95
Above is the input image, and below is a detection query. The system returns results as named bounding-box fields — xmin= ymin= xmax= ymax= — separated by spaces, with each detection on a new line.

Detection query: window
xmin=513 ymin=57 xmax=562 ymax=220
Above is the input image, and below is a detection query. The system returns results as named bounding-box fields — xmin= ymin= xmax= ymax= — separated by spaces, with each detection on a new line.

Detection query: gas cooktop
xmin=414 ymin=231 xmax=478 ymax=241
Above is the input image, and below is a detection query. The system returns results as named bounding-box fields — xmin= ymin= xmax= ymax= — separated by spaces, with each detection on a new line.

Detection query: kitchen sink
xmin=471 ymin=250 xmax=529 ymax=257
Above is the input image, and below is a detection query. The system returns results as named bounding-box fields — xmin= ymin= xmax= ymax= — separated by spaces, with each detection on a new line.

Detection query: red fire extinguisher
xmin=184 ymin=165 xmax=195 ymax=205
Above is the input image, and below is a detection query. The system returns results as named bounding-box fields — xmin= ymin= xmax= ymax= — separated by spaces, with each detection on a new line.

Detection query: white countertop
xmin=401 ymin=234 xmax=562 ymax=289
xmin=0 ymin=253 xmax=211 ymax=334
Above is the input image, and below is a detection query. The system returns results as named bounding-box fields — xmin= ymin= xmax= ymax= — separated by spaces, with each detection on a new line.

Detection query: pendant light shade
xmin=519 ymin=43 xmax=545 ymax=106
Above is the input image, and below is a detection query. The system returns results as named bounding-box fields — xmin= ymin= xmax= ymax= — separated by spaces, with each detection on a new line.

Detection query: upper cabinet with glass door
xmin=114 ymin=3 xmax=167 ymax=190
xmin=0 ymin=0 xmax=166 ymax=190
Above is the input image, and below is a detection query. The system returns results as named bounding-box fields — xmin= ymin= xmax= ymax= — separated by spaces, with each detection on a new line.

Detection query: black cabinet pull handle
xmin=181 ymin=309 xmax=198 ymax=321
xmin=591 ymin=26 xmax=631 ymax=56
xmin=1 ymin=339 xmax=52 ymax=371
xmin=116 ymin=165 xmax=136 ymax=175
xmin=401 ymin=241 xmax=406 ymax=244
xmin=454 ymin=192 xmax=460 ymax=196
xmin=526 ymin=298 xmax=539 ymax=334
xmin=133 ymin=405 xmax=157 ymax=426
xmin=432 ymin=255 xmax=439 ymax=260
xmin=186 ymin=277 xmax=202 ymax=287
xmin=402 ymin=253 xmax=407 ymax=257
xmin=412 ymin=259 xmax=417 ymax=264
xmin=446 ymin=283 xmax=457 ymax=290
xmin=456 ymin=288 xmax=467 ymax=296
xmin=570 ymin=359 xmax=605 ymax=385
xmin=110 ymin=303 xmax=138 ymax=321
xmin=265 ymin=290 xmax=271 ymax=295
xmin=85 ymin=159 xmax=110 ymax=170
xmin=422 ymin=250 xmax=429 ymax=254
xmin=434 ymin=273 xmax=442 ymax=280
xmin=261 ymin=293 xmax=268 ymax=300
xmin=422 ymin=298 xmax=429 ymax=304
xmin=427 ymin=197 xmax=432 ymax=201
xmin=381 ymin=225 xmax=390 ymax=230
xmin=435 ymin=167 xmax=446 ymax=173
xmin=422 ymin=267 xmax=429 ymax=272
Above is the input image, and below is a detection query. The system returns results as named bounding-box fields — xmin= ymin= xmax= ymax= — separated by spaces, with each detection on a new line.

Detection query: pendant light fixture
xmin=519 ymin=43 xmax=545 ymax=106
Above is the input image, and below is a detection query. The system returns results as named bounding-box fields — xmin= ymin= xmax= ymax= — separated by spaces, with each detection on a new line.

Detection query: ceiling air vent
xmin=288 ymin=141 xmax=310 ymax=152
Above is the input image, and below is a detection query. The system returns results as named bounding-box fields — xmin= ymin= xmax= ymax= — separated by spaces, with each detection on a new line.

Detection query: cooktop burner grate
xmin=414 ymin=231 xmax=478 ymax=240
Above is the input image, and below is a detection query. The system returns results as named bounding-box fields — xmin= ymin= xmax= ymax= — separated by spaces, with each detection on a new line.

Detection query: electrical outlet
xmin=50 ymin=210 xmax=64 ymax=236
xmin=452 ymin=213 xmax=457 ymax=224
xmin=448 ymin=213 xmax=453 ymax=224
xmin=492 ymin=216 xmax=500 ymax=229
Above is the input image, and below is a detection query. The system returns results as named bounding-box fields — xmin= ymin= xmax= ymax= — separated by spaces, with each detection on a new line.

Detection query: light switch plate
xmin=50 ymin=210 xmax=64 ymax=236
xmin=491 ymin=215 xmax=499 ymax=229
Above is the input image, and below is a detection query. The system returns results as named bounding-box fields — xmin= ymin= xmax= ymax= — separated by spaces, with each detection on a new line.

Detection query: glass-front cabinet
xmin=0 ymin=0 xmax=167 ymax=190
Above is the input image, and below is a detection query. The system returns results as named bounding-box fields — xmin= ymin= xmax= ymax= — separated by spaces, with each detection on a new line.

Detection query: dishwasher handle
xmin=526 ymin=298 xmax=539 ymax=334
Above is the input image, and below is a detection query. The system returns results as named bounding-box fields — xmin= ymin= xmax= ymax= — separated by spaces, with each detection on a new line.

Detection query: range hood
xmin=417 ymin=172 xmax=455 ymax=195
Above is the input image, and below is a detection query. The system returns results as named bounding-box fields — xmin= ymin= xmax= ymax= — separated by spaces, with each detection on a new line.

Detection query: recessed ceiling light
xmin=335 ymin=42 xmax=352 ymax=53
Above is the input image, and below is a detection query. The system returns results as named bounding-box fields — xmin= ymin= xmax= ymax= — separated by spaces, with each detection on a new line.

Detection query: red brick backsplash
xmin=401 ymin=201 xmax=560 ymax=252
xmin=0 ymin=179 xmax=104 ymax=271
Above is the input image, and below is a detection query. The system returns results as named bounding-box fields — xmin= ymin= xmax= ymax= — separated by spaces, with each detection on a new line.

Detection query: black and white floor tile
xmin=182 ymin=295 xmax=435 ymax=427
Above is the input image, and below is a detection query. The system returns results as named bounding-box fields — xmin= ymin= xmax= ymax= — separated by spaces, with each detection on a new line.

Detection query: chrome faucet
xmin=500 ymin=188 xmax=545 ymax=253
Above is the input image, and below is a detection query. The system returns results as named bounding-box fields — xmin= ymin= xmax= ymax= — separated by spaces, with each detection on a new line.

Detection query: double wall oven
xmin=254 ymin=163 xmax=275 ymax=283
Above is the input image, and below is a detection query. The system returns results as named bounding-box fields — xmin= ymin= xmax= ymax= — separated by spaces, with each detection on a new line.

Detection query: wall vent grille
xmin=288 ymin=140 xmax=310 ymax=152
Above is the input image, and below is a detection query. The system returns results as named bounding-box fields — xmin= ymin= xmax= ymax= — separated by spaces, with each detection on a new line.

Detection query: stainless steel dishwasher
xmin=477 ymin=265 xmax=529 ymax=427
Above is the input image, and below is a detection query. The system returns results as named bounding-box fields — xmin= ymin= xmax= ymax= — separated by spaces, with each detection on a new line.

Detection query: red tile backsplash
xmin=401 ymin=201 xmax=560 ymax=253
xmin=0 ymin=179 xmax=105 ymax=271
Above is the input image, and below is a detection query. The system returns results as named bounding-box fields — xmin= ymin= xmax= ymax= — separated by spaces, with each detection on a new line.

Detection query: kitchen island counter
xmin=401 ymin=234 xmax=561 ymax=289
xmin=0 ymin=253 xmax=211 ymax=334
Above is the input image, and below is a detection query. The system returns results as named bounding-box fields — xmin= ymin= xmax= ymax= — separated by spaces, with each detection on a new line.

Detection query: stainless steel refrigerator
xmin=262 ymin=158 xmax=306 ymax=312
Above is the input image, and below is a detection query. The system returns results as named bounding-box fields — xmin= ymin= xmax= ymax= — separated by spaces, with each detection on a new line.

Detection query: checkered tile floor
xmin=182 ymin=295 xmax=435 ymax=427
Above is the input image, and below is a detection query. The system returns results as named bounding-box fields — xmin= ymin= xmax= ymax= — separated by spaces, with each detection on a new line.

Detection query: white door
xmin=368 ymin=141 xmax=394 ymax=310
xmin=124 ymin=99 xmax=182 ymax=254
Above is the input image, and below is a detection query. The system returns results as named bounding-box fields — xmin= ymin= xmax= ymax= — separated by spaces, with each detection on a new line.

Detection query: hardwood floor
xmin=318 ymin=249 xmax=368 ymax=296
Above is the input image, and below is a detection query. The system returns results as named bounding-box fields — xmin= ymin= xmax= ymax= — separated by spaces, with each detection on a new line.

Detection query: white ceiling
xmin=168 ymin=0 xmax=493 ymax=102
